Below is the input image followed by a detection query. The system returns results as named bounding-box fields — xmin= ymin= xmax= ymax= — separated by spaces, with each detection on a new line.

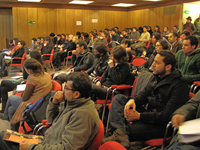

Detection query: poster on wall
xmin=92 ymin=19 xmax=98 ymax=23
xmin=76 ymin=21 xmax=82 ymax=26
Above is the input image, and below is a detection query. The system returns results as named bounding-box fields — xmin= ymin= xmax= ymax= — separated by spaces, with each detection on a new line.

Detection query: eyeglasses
xmin=155 ymin=45 xmax=162 ymax=47
xmin=64 ymin=87 xmax=75 ymax=91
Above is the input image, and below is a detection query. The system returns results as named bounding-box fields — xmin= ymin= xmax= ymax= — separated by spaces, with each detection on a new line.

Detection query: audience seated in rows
xmin=0 ymin=58 xmax=52 ymax=130
xmin=103 ymin=50 xmax=189 ymax=149
xmin=0 ymin=72 xmax=100 ymax=150
xmin=179 ymin=29 xmax=190 ymax=44
xmin=130 ymin=27 xmax=140 ymax=43
xmin=176 ymin=35 xmax=200 ymax=86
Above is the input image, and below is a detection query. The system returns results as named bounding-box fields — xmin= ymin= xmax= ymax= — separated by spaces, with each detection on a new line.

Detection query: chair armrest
xmin=70 ymin=66 xmax=73 ymax=69
xmin=13 ymin=57 xmax=23 ymax=59
xmin=43 ymin=53 xmax=52 ymax=56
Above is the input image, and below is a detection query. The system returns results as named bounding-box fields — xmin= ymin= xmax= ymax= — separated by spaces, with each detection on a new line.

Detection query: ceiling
xmin=0 ymin=0 xmax=199 ymax=10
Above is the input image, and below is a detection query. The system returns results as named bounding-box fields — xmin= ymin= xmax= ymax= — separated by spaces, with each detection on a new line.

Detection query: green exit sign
xmin=28 ymin=21 xmax=36 ymax=25
xmin=183 ymin=10 xmax=189 ymax=15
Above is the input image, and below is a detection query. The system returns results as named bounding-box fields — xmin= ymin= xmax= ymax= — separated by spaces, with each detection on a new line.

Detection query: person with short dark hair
xmin=121 ymin=39 xmax=132 ymax=62
xmin=147 ymin=26 xmax=153 ymax=36
xmin=91 ymin=46 xmax=134 ymax=100
xmin=103 ymin=50 xmax=189 ymax=149
xmin=56 ymin=34 xmax=63 ymax=46
xmin=119 ymin=28 xmax=130 ymax=43
xmin=173 ymin=25 xmax=181 ymax=38
xmin=110 ymin=28 xmax=120 ymax=48
xmin=31 ymin=38 xmax=37 ymax=51
xmin=114 ymin=26 xmax=121 ymax=35
xmin=138 ymin=26 xmax=150 ymax=42
xmin=162 ymin=26 xmax=170 ymax=38
xmin=71 ymin=41 xmax=94 ymax=72
xmin=146 ymin=32 xmax=162 ymax=57
xmin=143 ymin=39 xmax=169 ymax=71
xmin=49 ymin=33 xmax=57 ymax=45
xmin=0 ymin=72 xmax=100 ymax=150
xmin=61 ymin=33 xmax=66 ymax=42
xmin=168 ymin=32 xmax=183 ymax=54
xmin=86 ymin=42 xmax=109 ymax=80
xmin=130 ymin=27 xmax=140 ymax=43
xmin=153 ymin=25 xmax=161 ymax=34
xmin=41 ymin=36 xmax=54 ymax=60
xmin=183 ymin=16 xmax=196 ymax=35
xmin=180 ymin=29 xmax=191 ymax=44
xmin=176 ymin=35 xmax=200 ymax=85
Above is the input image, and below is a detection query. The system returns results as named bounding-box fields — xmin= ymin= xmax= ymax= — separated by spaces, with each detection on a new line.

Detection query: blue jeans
xmin=3 ymin=95 xmax=23 ymax=121
xmin=110 ymin=94 xmax=166 ymax=141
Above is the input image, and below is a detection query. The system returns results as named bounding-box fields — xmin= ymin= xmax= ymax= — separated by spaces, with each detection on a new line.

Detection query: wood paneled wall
xmin=12 ymin=7 xmax=128 ymax=46
xmin=0 ymin=8 xmax=13 ymax=49
xmin=128 ymin=5 xmax=181 ymax=32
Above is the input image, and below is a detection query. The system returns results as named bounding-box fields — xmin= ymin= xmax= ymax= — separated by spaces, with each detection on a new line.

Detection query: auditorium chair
xmin=8 ymin=52 xmax=26 ymax=76
xmin=98 ymin=141 xmax=127 ymax=150
xmin=42 ymin=49 xmax=55 ymax=72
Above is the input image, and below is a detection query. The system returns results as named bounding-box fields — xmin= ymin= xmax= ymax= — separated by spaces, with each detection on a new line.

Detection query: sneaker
xmin=102 ymin=129 xmax=130 ymax=149
xmin=0 ymin=113 xmax=6 ymax=120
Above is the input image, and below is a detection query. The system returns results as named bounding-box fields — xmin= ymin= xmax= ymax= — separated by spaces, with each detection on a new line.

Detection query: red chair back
xmin=98 ymin=141 xmax=127 ymax=150
xmin=49 ymin=49 xmax=54 ymax=62
xmin=21 ymin=53 xmax=26 ymax=65
xmin=131 ymin=57 xmax=147 ymax=67
xmin=52 ymin=80 xmax=62 ymax=91
xmin=131 ymin=77 xmax=138 ymax=97
xmin=89 ymin=119 xmax=104 ymax=150
xmin=146 ymin=38 xmax=152 ymax=48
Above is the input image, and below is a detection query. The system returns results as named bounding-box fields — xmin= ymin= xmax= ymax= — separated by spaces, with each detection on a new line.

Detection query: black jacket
xmin=131 ymin=70 xmax=189 ymax=125
xmin=12 ymin=47 xmax=25 ymax=64
xmin=71 ymin=50 xmax=94 ymax=72
xmin=143 ymin=51 xmax=157 ymax=71
xmin=101 ymin=62 xmax=134 ymax=87
xmin=173 ymin=90 xmax=200 ymax=121
xmin=13 ymin=47 xmax=24 ymax=58
xmin=86 ymin=53 xmax=109 ymax=77
xmin=146 ymin=43 xmax=155 ymax=57
xmin=41 ymin=43 xmax=54 ymax=60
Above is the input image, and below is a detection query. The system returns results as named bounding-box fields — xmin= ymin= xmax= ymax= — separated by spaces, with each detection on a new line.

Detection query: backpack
xmin=18 ymin=91 xmax=56 ymax=134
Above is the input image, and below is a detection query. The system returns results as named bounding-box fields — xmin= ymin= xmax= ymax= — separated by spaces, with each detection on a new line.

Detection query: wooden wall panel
xmin=48 ymin=9 xmax=57 ymax=35
xmin=128 ymin=5 xmax=181 ymax=32
xmin=66 ymin=9 xmax=75 ymax=34
xmin=28 ymin=8 xmax=38 ymax=41
xmin=57 ymin=9 xmax=66 ymax=34
xmin=0 ymin=8 xmax=13 ymax=49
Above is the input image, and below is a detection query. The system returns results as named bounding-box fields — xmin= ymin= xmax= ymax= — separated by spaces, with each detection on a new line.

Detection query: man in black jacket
xmin=41 ymin=36 xmax=54 ymax=61
xmin=103 ymin=50 xmax=189 ymax=148
xmin=71 ymin=41 xmax=94 ymax=72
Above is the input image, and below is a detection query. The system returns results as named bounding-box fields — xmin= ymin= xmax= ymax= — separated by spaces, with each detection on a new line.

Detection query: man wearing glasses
xmin=0 ymin=72 xmax=100 ymax=150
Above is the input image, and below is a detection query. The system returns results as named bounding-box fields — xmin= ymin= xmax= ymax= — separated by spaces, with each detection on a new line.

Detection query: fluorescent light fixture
xmin=112 ymin=3 xmax=136 ymax=7
xmin=142 ymin=0 xmax=162 ymax=1
xmin=69 ymin=1 xmax=94 ymax=5
xmin=18 ymin=0 xmax=41 ymax=2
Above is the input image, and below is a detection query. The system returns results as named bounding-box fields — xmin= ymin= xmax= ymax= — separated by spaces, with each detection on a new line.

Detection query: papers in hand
xmin=178 ymin=118 xmax=200 ymax=143
xmin=3 ymin=129 xmax=43 ymax=144
xmin=16 ymin=84 xmax=26 ymax=92
xmin=4 ymin=55 xmax=12 ymax=59
xmin=11 ymin=76 xmax=23 ymax=79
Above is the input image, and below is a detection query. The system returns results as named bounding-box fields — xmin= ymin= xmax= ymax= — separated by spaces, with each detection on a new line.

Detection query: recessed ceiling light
xmin=69 ymin=1 xmax=94 ymax=5
xmin=112 ymin=3 xmax=136 ymax=7
xmin=142 ymin=0 xmax=162 ymax=1
xmin=18 ymin=0 xmax=41 ymax=2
